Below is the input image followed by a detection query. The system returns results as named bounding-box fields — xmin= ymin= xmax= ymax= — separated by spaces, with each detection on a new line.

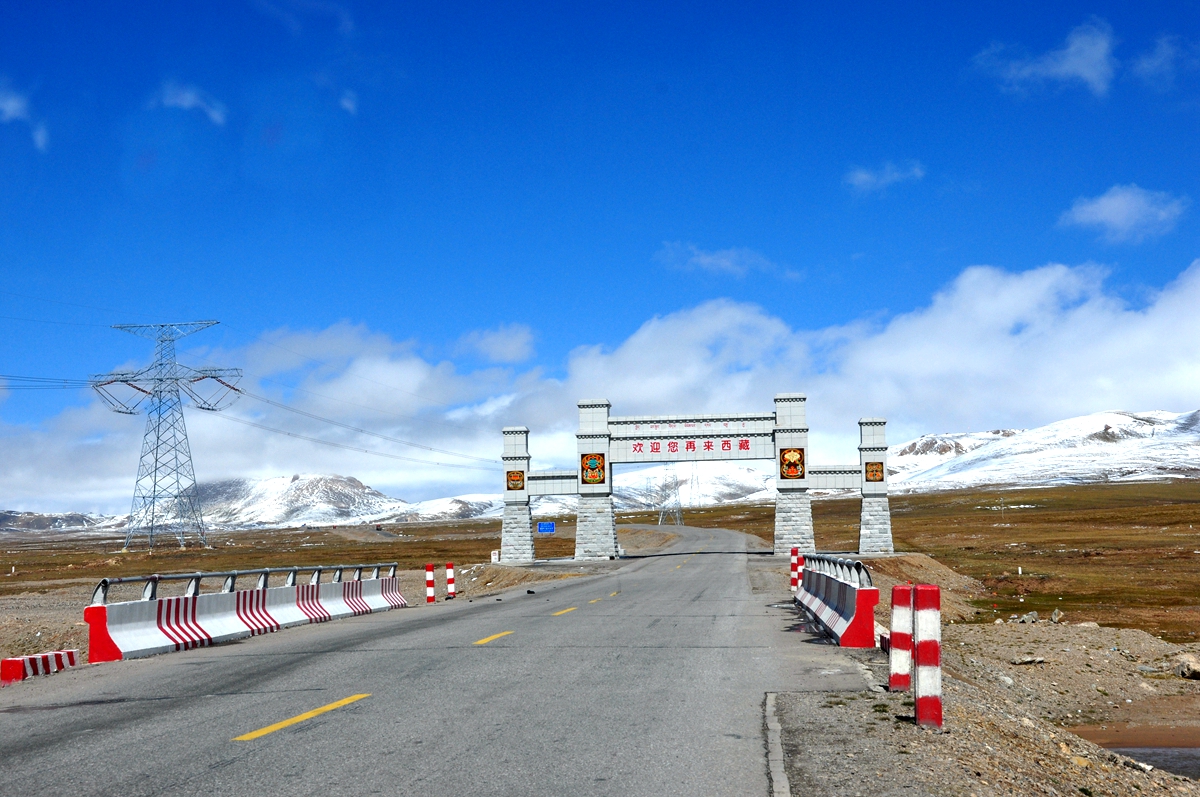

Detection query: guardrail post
xmin=310 ymin=569 xmax=321 ymax=585
xmin=333 ymin=568 xmax=343 ymax=583
xmin=256 ymin=571 xmax=268 ymax=590
xmin=222 ymin=574 xmax=236 ymax=593
xmin=888 ymin=584 xmax=913 ymax=691
xmin=388 ymin=565 xmax=397 ymax=578
xmin=789 ymin=548 xmax=799 ymax=593
xmin=913 ymin=585 xmax=943 ymax=728
xmin=446 ymin=563 xmax=456 ymax=599
xmin=425 ymin=564 xmax=435 ymax=603
xmin=141 ymin=579 xmax=158 ymax=601
xmin=370 ymin=566 xmax=380 ymax=580
xmin=184 ymin=576 xmax=201 ymax=597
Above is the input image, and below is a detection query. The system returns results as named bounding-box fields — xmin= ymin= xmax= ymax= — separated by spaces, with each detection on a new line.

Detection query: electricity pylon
xmin=91 ymin=322 xmax=241 ymax=550
xmin=657 ymin=465 xmax=684 ymax=526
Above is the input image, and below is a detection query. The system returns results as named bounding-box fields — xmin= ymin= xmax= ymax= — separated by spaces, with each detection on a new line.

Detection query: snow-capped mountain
xmin=891 ymin=410 xmax=1200 ymax=490
xmin=196 ymin=474 xmax=411 ymax=527
xmin=5 ymin=409 xmax=1198 ymax=533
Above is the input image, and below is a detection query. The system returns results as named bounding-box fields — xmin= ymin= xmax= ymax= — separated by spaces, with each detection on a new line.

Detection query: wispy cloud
xmin=339 ymin=89 xmax=357 ymax=115
xmin=654 ymin=242 xmax=774 ymax=277
xmin=458 ymin=323 xmax=535 ymax=363
xmin=0 ymin=81 xmax=48 ymax=151
xmin=1059 ymin=184 xmax=1189 ymax=243
xmin=1132 ymin=35 xmax=1200 ymax=91
xmin=843 ymin=161 xmax=925 ymax=194
xmin=975 ymin=19 xmax=1118 ymax=97
xmin=154 ymin=81 xmax=227 ymax=126
xmin=254 ymin=0 xmax=354 ymax=37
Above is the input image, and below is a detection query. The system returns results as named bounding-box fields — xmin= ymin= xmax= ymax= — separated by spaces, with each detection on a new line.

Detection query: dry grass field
xmin=2 ymin=481 xmax=1198 ymax=643
xmin=681 ymin=481 xmax=1200 ymax=642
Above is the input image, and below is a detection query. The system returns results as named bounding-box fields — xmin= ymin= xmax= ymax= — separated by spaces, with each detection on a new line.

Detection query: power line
xmin=212 ymin=413 xmax=502 ymax=472
xmin=176 ymin=351 xmax=497 ymax=437
xmin=236 ymin=388 xmax=499 ymax=464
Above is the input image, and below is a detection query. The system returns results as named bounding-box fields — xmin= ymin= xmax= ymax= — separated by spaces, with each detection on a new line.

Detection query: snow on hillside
xmin=197 ymin=474 xmax=410 ymax=527
xmin=891 ymin=410 xmax=1200 ymax=490
xmin=5 ymin=409 xmax=1198 ymax=533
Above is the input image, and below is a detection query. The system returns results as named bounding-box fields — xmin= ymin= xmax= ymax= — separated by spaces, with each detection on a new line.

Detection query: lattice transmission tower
xmin=91 ymin=322 xmax=241 ymax=550
xmin=657 ymin=465 xmax=684 ymax=526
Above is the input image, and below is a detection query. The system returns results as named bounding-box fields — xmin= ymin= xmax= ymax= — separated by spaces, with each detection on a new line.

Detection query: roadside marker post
xmin=446 ymin=563 xmax=456 ymax=600
xmin=888 ymin=584 xmax=913 ymax=692
xmin=913 ymin=584 xmax=943 ymax=728
xmin=789 ymin=548 xmax=800 ymax=592
xmin=425 ymin=564 xmax=435 ymax=604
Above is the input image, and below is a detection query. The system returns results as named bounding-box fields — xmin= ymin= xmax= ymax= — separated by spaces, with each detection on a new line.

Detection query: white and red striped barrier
xmin=2 ymin=649 xmax=79 ymax=686
xmin=913 ymin=584 xmax=943 ymax=728
xmin=425 ymin=564 xmax=436 ymax=603
xmin=794 ymin=554 xmax=879 ymax=648
xmin=789 ymin=548 xmax=801 ymax=593
xmin=85 ymin=565 xmax=408 ymax=664
xmin=888 ymin=584 xmax=913 ymax=692
xmin=446 ymin=563 xmax=456 ymax=600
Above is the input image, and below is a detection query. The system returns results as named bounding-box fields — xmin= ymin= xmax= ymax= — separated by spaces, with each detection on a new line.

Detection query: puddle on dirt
xmin=1111 ymin=747 xmax=1200 ymax=779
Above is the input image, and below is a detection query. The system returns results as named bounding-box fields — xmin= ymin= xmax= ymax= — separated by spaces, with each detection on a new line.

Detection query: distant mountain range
xmin=3 ymin=409 xmax=1197 ymax=533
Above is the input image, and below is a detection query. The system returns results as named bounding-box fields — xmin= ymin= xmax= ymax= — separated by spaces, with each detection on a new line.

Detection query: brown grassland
xmin=2 ymin=481 xmax=1199 ymax=641
xmin=681 ymin=480 xmax=1200 ymax=642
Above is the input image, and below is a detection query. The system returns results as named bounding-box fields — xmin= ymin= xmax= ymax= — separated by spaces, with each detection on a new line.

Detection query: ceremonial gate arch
xmin=499 ymin=393 xmax=893 ymax=562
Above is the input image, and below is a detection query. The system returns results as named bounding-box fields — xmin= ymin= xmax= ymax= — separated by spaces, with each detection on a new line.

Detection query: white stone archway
xmin=500 ymin=393 xmax=892 ymax=562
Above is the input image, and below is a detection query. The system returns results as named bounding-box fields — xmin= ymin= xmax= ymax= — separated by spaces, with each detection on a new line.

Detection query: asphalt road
xmin=0 ymin=526 xmax=866 ymax=796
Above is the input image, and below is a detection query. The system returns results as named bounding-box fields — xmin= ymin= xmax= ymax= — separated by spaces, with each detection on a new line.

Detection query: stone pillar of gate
xmin=500 ymin=426 xmax=534 ymax=563
xmin=773 ymin=393 xmax=815 ymax=554
xmin=857 ymin=418 xmax=894 ymax=554
xmin=575 ymin=399 xmax=618 ymax=560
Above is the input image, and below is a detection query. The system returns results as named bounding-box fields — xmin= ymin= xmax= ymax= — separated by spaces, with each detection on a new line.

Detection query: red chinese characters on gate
xmin=627 ymin=438 xmax=753 ymax=457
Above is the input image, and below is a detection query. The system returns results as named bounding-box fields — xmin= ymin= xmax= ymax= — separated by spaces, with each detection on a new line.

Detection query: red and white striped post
xmin=425 ymin=564 xmax=436 ymax=604
xmin=888 ymin=584 xmax=913 ymax=691
xmin=445 ymin=563 xmax=456 ymax=600
xmin=789 ymin=547 xmax=800 ymax=593
xmin=913 ymin=584 xmax=943 ymax=728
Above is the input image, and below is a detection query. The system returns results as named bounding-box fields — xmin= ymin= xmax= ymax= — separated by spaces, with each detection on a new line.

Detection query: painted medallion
xmin=506 ymin=470 xmax=525 ymax=491
xmin=865 ymin=461 xmax=885 ymax=483
xmin=779 ymin=448 xmax=805 ymax=480
xmin=581 ymin=453 xmax=606 ymax=484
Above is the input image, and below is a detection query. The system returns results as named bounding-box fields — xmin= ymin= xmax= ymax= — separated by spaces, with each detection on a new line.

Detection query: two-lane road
xmin=0 ymin=526 xmax=865 ymax=796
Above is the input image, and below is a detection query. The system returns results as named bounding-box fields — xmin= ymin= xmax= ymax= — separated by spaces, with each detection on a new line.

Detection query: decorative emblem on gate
xmin=864 ymin=462 xmax=884 ymax=482
xmin=581 ymin=453 xmax=606 ymax=484
xmin=779 ymin=448 xmax=805 ymax=479
xmin=506 ymin=470 xmax=525 ymax=490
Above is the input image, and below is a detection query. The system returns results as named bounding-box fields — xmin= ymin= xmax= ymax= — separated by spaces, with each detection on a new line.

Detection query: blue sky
xmin=2 ymin=3 xmax=1200 ymax=510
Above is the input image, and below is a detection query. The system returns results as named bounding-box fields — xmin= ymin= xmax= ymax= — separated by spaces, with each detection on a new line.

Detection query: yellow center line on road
xmin=552 ymin=607 xmax=577 ymax=616
xmin=610 ymin=591 xmax=619 ymax=596
xmin=474 ymin=631 xmax=515 ymax=645
xmin=588 ymin=598 xmax=602 ymax=604
xmin=233 ymin=693 xmax=370 ymax=741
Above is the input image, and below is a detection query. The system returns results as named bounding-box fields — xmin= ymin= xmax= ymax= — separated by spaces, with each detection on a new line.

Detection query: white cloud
xmin=976 ymin=19 xmax=1118 ymax=97
xmin=8 ymin=259 xmax=1200 ymax=512
xmin=155 ymin=81 xmax=227 ymax=126
xmin=1059 ymin=184 xmax=1188 ymax=243
xmin=843 ymin=161 xmax=925 ymax=193
xmin=655 ymin=242 xmax=774 ymax=276
xmin=1132 ymin=35 xmax=1200 ymax=90
xmin=458 ymin=323 xmax=535 ymax=363
xmin=0 ymin=82 xmax=48 ymax=151
xmin=339 ymin=89 xmax=357 ymax=115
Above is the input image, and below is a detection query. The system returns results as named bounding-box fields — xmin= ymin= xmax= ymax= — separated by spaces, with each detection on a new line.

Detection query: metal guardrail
xmin=802 ymin=553 xmax=873 ymax=588
xmin=90 ymin=562 xmax=399 ymax=606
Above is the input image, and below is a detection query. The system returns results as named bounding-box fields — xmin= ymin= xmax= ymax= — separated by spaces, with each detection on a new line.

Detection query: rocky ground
xmin=769 ymin=552 xmax=1200 ymax=796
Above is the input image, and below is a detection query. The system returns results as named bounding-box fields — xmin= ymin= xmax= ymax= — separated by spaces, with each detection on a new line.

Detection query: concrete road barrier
xmin=2 ymin=650 xmax=80 ymax=686
xmin=794 ymin=554 xmax=879 ymax=648
xmin=85 ymin=563 xmax=408 ymax=664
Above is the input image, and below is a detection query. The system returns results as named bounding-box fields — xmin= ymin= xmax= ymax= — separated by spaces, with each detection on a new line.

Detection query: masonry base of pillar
xmin=575 ymin=495 xmax=618 ymax=560
xmin=858 ymin=496 xmax=894 ymax=554
xmin=500 ymin=503 xmax=535 ymax=563
xmin=774 ymin=490 xmax=815 ymax=555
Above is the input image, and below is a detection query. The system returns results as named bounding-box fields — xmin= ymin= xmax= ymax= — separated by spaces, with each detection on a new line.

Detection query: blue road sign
xmin=537 ymin=521 xmax=555 ymax=534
